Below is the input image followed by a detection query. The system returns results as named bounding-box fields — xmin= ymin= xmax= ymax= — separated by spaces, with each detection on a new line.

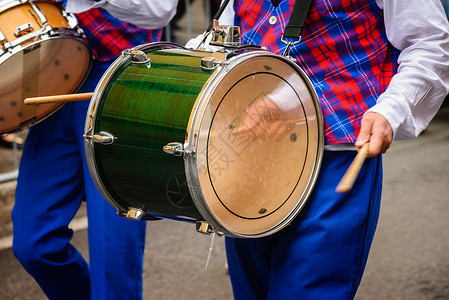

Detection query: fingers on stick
xmin=335 ymin=143 xmax=370 ymax=193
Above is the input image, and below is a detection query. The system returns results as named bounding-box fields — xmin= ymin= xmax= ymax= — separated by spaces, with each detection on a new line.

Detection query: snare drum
xmin=84 ymin=42 xmax=323 ymax=238
xmin=0 ymin=0 xmax=91 ymax=134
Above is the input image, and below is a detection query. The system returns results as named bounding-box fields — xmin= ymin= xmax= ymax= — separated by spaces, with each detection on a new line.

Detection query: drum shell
xmin=85 ymin=42 xmax=324 ymax=237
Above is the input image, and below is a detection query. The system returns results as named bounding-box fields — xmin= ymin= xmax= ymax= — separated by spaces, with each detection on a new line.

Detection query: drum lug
xmin=30 ymin=2 xmax=48 ymax=27
xmin=14 ymin=23 xmax=34 ymax=37
xmin=126 ymin=208 xmax=145 ymax=220
xmin=201 ymin=57 xmax=218 ymax=71
xmin=196 ymin=221 xmax=223 ymax=236
xmin=84 ymin=131 xmax=115 ymax=145
xmin=123 ymin=49 xmax=151 ymax=66
xmin=66 ymin=13 xmax=81 ymax=31
xmin=0 ymin=29 xmax=7 ymax=46
xmin=163 ymin=142 xmax=188 ymax=156
xmin=209 ymin=20 xmax=241 ymax=47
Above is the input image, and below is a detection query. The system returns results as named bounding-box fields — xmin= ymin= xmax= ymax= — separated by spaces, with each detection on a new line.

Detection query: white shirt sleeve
xmin=185 ymin=0 xmax=235 ymax=50
xmin=369 ymin=0 xmax=449 ymax=140
xmin=218 ymin=0 xmax=235 ymax=25
xmin=65 ymin=0 xmax=178 ymax=30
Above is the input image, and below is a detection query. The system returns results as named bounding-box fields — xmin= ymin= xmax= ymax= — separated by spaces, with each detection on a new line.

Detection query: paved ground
xmin=1 ymin=1 xmax=449 ymax=298
xmin=1 ymin=106 xmax=448 ymax=300
xmin=357 ymin=107 xmax=449 ymax=300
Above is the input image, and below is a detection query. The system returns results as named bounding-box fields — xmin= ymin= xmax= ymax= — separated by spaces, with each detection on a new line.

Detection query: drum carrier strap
xmin=281 ymin=0 xmax=313 ymax=57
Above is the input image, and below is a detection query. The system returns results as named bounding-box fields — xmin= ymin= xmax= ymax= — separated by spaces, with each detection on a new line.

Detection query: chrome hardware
xmin=196 ymin=221 xmax=224 ymax=236
xmin=210 ymin=20 xmax=241 ymax=47
xmin=163 ymin=142 xmax=185 ymax=156
xmin=281 ymin=36 xmax=301 ymax=60
xmin=0 ymin=29 xmax=7 ymax=45
xmin=126 ymin=208 xmax=145 ymax=220
xmin=65 ymin=13 xmax=80 ymax=30
xmin=84 ymin=131 xmax=115 ymax=145
xmin=30 ymin=3 xmax=47 ymax=27
xmin=14 ymin=23 xmax=34 ymax=37
xmin=196 ymin=221 xmax=213 ymax=235
xmin=123 ymin=49 xmax=150 ymax=65
xmin=201 ymin=56 xmax=218 ymax=71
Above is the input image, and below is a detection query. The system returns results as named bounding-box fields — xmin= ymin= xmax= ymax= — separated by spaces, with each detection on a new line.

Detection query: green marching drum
xmin=84 ymin=42 xmax=324 ymax=238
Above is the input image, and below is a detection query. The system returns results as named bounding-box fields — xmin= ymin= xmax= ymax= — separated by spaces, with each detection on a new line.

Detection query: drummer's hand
xmin=238 ymin=97 xmax=290 ymax=141
xmin=355 ymin=112 xmax=393 ymax=157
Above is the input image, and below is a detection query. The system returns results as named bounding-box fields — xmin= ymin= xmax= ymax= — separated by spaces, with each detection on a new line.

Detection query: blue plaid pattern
xmin=76 ymin=8 xmax=162 ymax=62
xmin=234 ymin=0 xmax=400 ymax=144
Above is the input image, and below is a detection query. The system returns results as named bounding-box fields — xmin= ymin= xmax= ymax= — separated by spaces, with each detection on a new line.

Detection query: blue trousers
xmin=225 ymin=150 xmax=382 ymax=300
xmin=12 ymin=60 xmax=147 ymax=300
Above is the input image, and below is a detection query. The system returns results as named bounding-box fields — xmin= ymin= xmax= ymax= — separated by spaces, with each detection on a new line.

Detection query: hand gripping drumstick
xmin=24 ymin=92 xmax=94 ymax=105
xmin=335 ymin=143 xmax=370 ymax=193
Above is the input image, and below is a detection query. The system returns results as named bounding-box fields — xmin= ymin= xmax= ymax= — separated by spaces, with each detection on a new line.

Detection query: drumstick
xmin=230 ymin=117 xmax=306 ymax=135
xmin=335 ymin=142 xmax=370 ymax=193
xmin=24 ymin=92 xmax=94 ymax=105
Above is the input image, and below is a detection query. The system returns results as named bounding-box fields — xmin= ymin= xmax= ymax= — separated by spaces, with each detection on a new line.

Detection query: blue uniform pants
xmin=12 ymin=60 xmax=147 ymax=300
xmin=225 ymin=150 xmax=382 ymax=300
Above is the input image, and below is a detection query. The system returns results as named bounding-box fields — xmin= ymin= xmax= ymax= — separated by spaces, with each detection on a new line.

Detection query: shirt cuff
xmin=367 ymin=94 xmax=410 ymax=140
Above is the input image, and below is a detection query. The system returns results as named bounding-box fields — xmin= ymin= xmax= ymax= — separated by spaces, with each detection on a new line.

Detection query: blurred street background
xmin=1 ymin=1 xmax=449 ymax=299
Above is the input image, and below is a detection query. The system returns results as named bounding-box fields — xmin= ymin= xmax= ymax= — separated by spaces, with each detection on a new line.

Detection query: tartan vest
xmin=75 ymin=8 xmax=162 ymax=62
xmin=234 ymin=0 xmax=400 ymax=144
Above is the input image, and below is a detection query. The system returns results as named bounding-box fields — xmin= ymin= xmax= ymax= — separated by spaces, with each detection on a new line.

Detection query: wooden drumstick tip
xmin=335 ymin=143 xmax=370 ymax=194
xmin=24 ymin=92 xmax=94 ymax=105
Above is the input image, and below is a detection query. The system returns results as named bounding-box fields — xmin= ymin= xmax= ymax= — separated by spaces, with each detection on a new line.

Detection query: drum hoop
xmin=0 ymin=34 xmax=91 ymax=64
xmin=184 ymin=50 xmax=325 ymax=237
xmin=0 ymin=0 xmax=64 ymax=12
xmin=0 ymin=0 xmax=85 ymax=54
xmin=84 ymin=42 xmax=184 ymax=215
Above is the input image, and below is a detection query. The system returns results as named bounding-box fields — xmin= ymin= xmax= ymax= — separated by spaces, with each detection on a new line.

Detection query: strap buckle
xmin=281 ymin=36 xmax=301 ymax=57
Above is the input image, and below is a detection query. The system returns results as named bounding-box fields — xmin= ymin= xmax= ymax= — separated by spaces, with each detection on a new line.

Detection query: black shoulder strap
xmin=283 ymin=0 xmax=313 ymax=39
xmin=207 ymin=0 xmax=312 ymax=43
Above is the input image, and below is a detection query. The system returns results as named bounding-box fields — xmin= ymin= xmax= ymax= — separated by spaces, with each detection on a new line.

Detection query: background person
xmin=212 ymin=0 xmax=449 ymax=299
xmin=11 ymin=1 xmax=177 ymax=299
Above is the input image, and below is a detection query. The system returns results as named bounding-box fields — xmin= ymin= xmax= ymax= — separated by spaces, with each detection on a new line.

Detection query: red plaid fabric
xmin=75 ymin=8 xmax=162 ymax=62
xmin=234 ymin=0 xmax=400 ymax=144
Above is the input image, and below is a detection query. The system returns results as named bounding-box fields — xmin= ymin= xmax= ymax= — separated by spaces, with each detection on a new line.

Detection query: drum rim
xmin=0 ymin=0 xmax=65 ymax=13
xmin=184 ymin=50 xmax=325 ymax=237
xmin=0 ymin=34 xmax=91 ymax=66
xmin=84 ymin=47 xmax=127 ymax=214
xmin=84 ymin=42 xmax=184 ymax=215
